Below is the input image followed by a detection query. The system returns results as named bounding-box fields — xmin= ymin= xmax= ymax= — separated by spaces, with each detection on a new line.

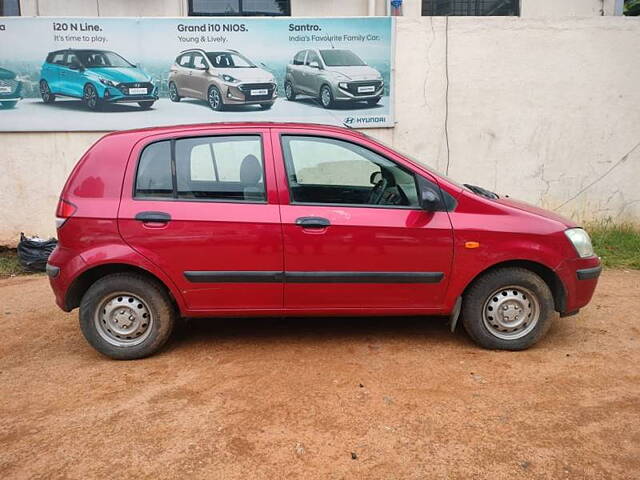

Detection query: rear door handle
xmin=135 ymin=211 xmax=171 ymax=223
xmin=295 ymin=217 xmax=330 ymax=229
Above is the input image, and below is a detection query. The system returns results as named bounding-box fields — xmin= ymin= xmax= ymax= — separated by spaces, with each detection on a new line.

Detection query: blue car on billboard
xmin=39 ymin=49 xmax=158 ymax=111
xmin=0 ymin=67 xmax=22 ymax=109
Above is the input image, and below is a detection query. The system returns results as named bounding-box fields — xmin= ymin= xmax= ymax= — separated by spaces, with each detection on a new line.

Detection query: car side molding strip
xmin=184 ymin=271 xmax=444 ymax=284
xmin=184 ymin=271 xmax=284 ymax=283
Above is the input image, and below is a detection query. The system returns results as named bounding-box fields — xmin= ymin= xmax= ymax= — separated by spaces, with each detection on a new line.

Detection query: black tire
xmin=207 ymin=85 xmax=224 ymax=111
xmin=79 ymin=273 xmax=176 ymax=360
xmin=284 ymin=81 xmax=296 ymax=101
xmin=168 ymin=81 xmax=181 ymax=102
xmin=366 ymin=97 xmax=381 ymax=106
xmin=461 ymin=267 xmax=554 ymax=351
xmin=320 ymin=85 xmax=334 ymax=109
xmin=83 ymin=83 xmax=102 ymax=111
xmin=40 ymin=80 xmax=55 ymax=103
xmin=138 ymin=101 xmax=155 ymax=110
xmin=0 ymin=101 xmax=18 ymax=109
xmin=259 ymin=102 xmax=273 ymax=110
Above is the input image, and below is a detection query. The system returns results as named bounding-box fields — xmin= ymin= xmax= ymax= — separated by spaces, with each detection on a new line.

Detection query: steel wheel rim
xmin=209 ymin=88 xmax=220 ymax=109
xmin=40 ymin=81 xmax=50 ymax=100
xmin=482 ymin=285 xmax=540 ymax=340
xmin=85 ymin=86 xmax=97 ymax=108
xmin=321 ymin=87 xmax=331 ymax=107
xmin=94 ymin=292 xmax=154 ymax=347
xmin=169 ymin=83 xmax=177 ymax=100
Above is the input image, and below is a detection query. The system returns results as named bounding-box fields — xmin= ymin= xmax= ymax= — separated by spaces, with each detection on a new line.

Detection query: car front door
xmin=61 ymin=52 xmax=85 ymax=98
xmin=118 ymin=128 xmax=283 ymax=314
xmin=272 ymin=128 xmax=454 ymax=313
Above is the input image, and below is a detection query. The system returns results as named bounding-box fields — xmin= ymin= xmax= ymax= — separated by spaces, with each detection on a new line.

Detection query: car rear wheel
xmin=83 ymin=84 xmax=101 ymax=111
xmin=79 ymin=273 xmax=176 ymax=360
xmin=138 ymin=101 xmax=155 ymax=110
xmin=320 ymin=85 xmax=334 ymax=109
xmin=461 ymin=267 xmax=554 ymax=350
xmin=284 ymin=81 xmax=296 ymax=101
xmin=168 ymin=82 xmax=181 ymax=102
xmin=0 ymin=101 xmax=17 ymax=109
xmin=40 ymin=80 xmax=55 ymax=103
xmin=208 ymin=85 xmax=224 ymax=111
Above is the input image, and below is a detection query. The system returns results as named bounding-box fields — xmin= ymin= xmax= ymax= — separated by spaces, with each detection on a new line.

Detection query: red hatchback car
xmin=47 ymin=122 xmax=601 ymax=359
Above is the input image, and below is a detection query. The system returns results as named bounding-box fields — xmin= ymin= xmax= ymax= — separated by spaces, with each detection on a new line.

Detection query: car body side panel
xmin=117 ymin=127 xmax=284 ymax=313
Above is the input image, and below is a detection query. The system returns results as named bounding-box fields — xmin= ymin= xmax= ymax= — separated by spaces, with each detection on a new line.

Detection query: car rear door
xmin=271 ymin=127 xmax=454 ymax=314
xmin=118 ymin=127 xmax=284 ymax=315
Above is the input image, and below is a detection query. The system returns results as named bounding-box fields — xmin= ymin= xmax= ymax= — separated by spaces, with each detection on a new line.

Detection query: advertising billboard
xmin=0 ymin=16 xmax=394 ymax=131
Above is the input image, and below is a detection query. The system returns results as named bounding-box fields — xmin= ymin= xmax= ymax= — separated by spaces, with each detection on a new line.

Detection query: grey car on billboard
xmin=284 ymin=48 xmax=384 ymax=109
xmin=168 ymin=49 xmax=277 ymax=111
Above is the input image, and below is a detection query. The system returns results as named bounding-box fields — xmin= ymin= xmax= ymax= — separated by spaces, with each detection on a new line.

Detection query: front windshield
xmin=320 ymin=49 xmax=366 ymax=67
xmin=206 ymin=51 xmax=256 ymax=68
xmin=76 ymin=51 xmax=133 ymax=68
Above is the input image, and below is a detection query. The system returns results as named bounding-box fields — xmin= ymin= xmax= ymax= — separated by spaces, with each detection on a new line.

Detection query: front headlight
xmin=222 ymin=74 xmax=238 ymax=83
xmin=565 ymin=228 xmax=595 ymax=258
xmin=99 ymin=78 xmax=117 ymax=87
xmin=338 ymin=82 xmax=348 ymax=90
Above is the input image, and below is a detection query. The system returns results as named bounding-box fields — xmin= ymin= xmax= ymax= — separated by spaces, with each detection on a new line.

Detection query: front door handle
xmin=295 ymin=217 xmax=330 ymax=229
xmin=135 ymin=211 xmax=171 ymax=223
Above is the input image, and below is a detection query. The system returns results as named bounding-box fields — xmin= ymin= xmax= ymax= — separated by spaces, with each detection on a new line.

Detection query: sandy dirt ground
xmin=1 ymin=270 xmax=639 ymax=479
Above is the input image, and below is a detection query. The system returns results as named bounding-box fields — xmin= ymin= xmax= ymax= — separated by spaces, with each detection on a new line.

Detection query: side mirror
xmin=417 ymin=177 xmax=445 ymax=211
xmin=309 ymin=61 xmax=320 ymax=69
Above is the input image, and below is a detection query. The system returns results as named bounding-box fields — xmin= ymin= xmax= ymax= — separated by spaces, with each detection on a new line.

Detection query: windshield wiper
xmin=464 ymin=184 xmax=499 ymax=199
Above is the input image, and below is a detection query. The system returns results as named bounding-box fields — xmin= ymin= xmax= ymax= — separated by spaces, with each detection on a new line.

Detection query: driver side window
xmin=281 ymin=135 xmax=419 ymax=208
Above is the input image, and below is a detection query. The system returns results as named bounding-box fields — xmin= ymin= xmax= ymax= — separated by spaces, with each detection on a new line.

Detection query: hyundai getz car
xmin=285 ymin=49 xmax=384 ymax=108
xmin=168 ymin=49 xmax=277 ymax=111
xmin=40 ymin=49 xmax=158 ymax=110
xmin=47 ymin=123 xmax=601 ymax=360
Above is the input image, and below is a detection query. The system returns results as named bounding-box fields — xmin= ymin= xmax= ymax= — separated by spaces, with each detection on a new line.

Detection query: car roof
xmin=102 ymin=122 xmax=365 ymax=140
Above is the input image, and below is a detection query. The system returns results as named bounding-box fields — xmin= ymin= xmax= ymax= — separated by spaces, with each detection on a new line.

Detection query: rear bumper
xmin=47 ymin=246 xmax=87 ymax=312
xmin=556 ymin=256 xmax=602 ymax=314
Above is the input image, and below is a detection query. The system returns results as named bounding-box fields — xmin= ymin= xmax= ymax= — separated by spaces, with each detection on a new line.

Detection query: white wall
xmin=19 ymin=0 xmax=623 ymax=18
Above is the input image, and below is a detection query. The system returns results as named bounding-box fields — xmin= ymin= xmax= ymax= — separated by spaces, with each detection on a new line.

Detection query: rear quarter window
xmin=135 ymin=141 xmax=173 ymax=198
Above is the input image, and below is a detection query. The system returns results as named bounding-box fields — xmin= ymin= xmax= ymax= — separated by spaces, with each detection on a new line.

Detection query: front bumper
xmin=101 ymin=85 xmax=158 ymax=103
xmin=221 ymin=83 xmax=277 ymax=105
xmin=0 ymin=81 xmax=23 ymax=102
xmin=334 ymin=80 xmax=383 ymax=101
xmin=556 ymin=255 xmax=602 ymax=314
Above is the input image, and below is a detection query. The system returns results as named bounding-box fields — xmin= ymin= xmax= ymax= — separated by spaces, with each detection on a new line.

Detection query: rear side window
xmin=175 ymin=136 xmax=265 ymax=202
xmin=49 ymin=52 xmax=65 ymax=65
xmin=178 ymin=53 xmax=193 ymax=68
xmin=293 ymin=51 xmax=306 ymax=66
xmin=135 ymin=141 xmax=173 ymax=198
xmin=134 ymin=135 xmax=265 ymax=203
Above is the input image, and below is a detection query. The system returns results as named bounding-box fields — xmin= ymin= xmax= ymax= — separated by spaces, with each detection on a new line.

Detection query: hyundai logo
xmin=345 ymin=117 xmax=355 ymax=125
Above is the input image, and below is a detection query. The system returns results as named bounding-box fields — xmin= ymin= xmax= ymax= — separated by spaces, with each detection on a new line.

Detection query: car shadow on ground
xmin=167 ymin=315 xmax=470 ymax=351
xmin=290 ymin=97 xmax=386 ymax=111
xmin=179 ymin=98 xmax=269 ymax=112
xmin=30 ymin=99 xmax=153 ymax=113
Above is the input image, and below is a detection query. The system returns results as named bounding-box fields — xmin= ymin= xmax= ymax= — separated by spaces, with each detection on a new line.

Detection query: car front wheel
xmin=208 ymin=85 xmax=224 ymax=111
xmin=83 ymin=84 xmax=101 ymax=111
xmin=79 ymin=273 xmax=176 ymax=360
xmin=320 ymin=85 xmax=334 ymax=109
xmin=461 ymin=267 xmax=554 ymax=350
